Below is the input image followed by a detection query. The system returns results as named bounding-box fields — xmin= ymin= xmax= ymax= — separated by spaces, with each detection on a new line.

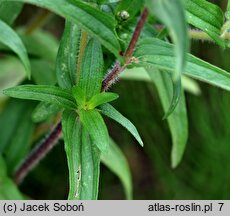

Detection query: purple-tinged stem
xmin=124 ymin=8 xmax=149 ymax=58
xmin=102 ymin=8 xmax=149 ymax=91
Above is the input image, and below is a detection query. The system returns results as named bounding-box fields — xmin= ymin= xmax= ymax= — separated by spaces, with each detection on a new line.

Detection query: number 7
xmin=218 ymin=203 xmax=224 ymax=211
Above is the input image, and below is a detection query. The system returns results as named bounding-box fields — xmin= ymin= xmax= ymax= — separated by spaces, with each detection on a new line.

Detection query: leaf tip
xmin=27 ymin=71 xmax=31 ymax=80
xmin=171 ymin=139 xmax=187 ymax=169
xmin=171 ymin=155 xmax=182 ymax=169
xmin=139 ymin=139 xmax=144 ymax=147
xmin=162 ymin=103 xmax=177 ymax=120
xmin=171 ymin=160 xmax=178 ymax=169
xmin=25 ymin=63 xmax=31 ymax=80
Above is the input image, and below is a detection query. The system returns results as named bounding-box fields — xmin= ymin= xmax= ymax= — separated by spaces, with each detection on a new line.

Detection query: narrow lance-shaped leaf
xmin=184 ymin=0 xmax=225 ymax=47
xmin=0 ymin=20 xmax=30 ymax=78
xmin=3 ymin=85 xmax=76 ymax=109
xmin=80 ymin=109 xmax=109 ymax=153
xmin=134 ymin=38 xmax=230 ymax=91
xmin=0 ymin=1 xmax=23 ymax=25
xmin=101 ymin=139 xmax=132 ymax=199
xmin=0 ymin=29 xmax=58 ymax=63
xmin=146 ymin=67 xmax=188 ymax=168
xmin=87 ymin=92 xmax=119 ymax=110
xmin=56 ymin=21 xmax=81 ymax=89
xmin=99 ymin=103 xmax=143 ymax=147
xmin=62 ymin=110 xmax=101 ymax=200
xmin=146 ymin=0 xmax=189 ymax=116
xmin=6 ymin=0 xmax=121 ymax=59
xmin=78 ymin=38 xmax=104 ymax=100
xmin=62 ymin=110 xmax=81 ymax=200
xmin=147 ymin=0 xmax=189 ymax=82
xmin=72 ymin=86 xmax=118 ymax=109
xmin=80 ymin=127 xmax=101 ymax=200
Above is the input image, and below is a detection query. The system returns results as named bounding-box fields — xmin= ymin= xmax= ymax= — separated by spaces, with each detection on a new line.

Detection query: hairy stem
xmin=14 ymin=122 xmax=62 ymax=185
xmin=102 ymin=61 xmax=121 ymax=91
xmin=102 ymin=8 xmax=149 ymax=91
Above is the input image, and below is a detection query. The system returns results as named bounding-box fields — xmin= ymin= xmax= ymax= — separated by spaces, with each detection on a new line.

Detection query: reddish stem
xmin=102 ymin=8 xmax=149 ymax=91
xmin=124 ymin=8 xmax=149 ymax=58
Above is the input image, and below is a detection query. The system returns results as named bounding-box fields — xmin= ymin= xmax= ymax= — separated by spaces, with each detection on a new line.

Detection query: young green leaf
xmin=3 ymin=85 xmax=77 ymax=109
xmin=0 ymin=20 xmax=30 ymax=78
xmin=87 ymin=92 xmax=119 ymax=110
xmin=99 ymin=103 xmax=143 ymax=147
xmin=184 ymin=0 xmax=224 ymax=47
xmin=135 ymin=38 xmax=230 ymax=91
xmin=78 ymin=38 xmax=104 ymax=100
xmin=0 ymin=1 xmax=23 ymax=25
xmin=9 ymin=0 xmax=121 ymax=59
xmin=0 ymin=29 xmax=58 ymax=62
xmin=72 ymin=86 xmax=86 ymax=108
xmin=56 ymin=21 xmax=81 ymax=89
xmin=80 ymin=127 xmax=101 ymax=200
xmin=146 ymin=68 xmax=188 ymax=168
xmin=101 ymin=139 xmax=132 ymax=199
xmin=79 ymin=109 xmax=109 ymax=153
xmin=32 ymin=102 xmax=62 ymax=123
xmin=62 ymin=110 xmax=81 ymax=200
xmin=147 ymin=0 xmax=189 ymax=82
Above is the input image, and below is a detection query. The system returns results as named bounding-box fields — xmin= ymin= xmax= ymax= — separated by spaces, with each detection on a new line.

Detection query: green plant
xmin=0 ymin=0 xmax=230 ymax=200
